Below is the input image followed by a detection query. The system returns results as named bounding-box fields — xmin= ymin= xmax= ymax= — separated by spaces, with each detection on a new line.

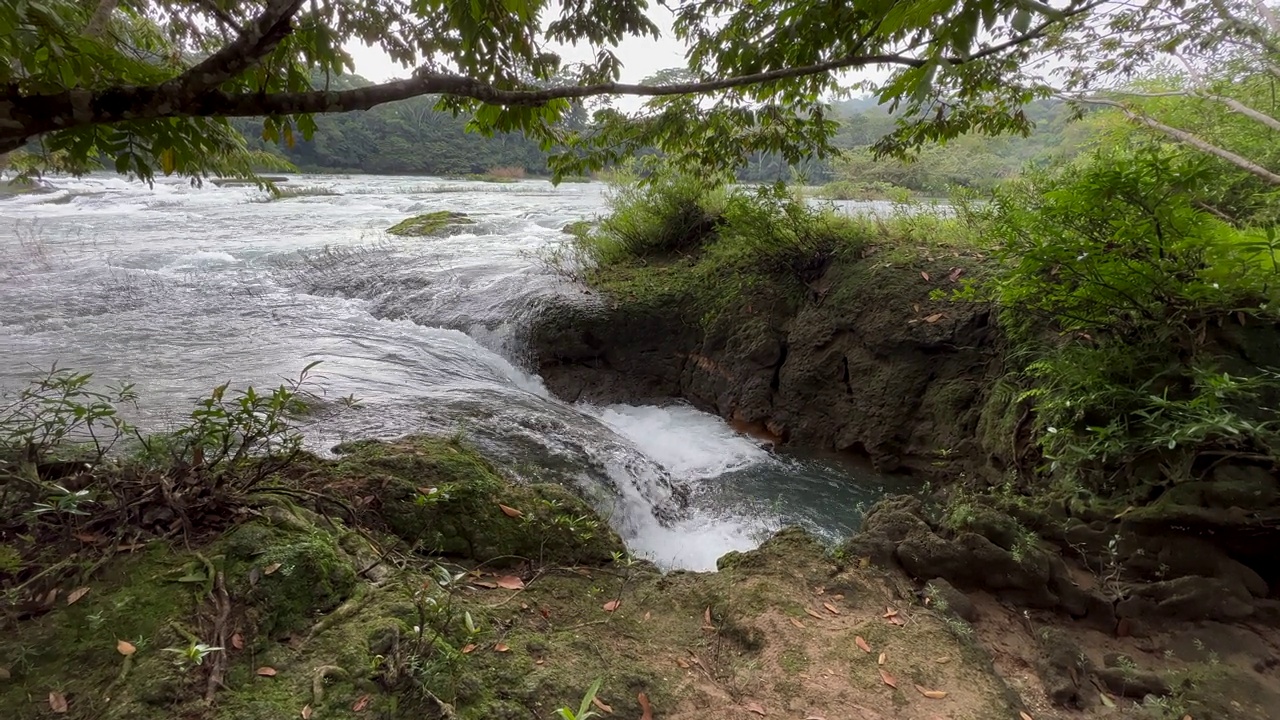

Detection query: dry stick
xmin=204 ymin=571 xmax=231 ymax=704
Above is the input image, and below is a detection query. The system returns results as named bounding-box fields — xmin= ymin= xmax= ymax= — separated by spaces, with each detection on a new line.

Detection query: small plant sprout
xmin=165 ymin=641 xmax=222 ymax=668
xmin=555 ymin=677 xmax=605 ymax=720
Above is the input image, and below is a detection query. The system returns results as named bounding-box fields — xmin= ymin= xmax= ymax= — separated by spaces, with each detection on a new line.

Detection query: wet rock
xmin=898 ymin=531 xmax=1059 ymax=608
xmin=1036 ymin=629 xmax=1097 ymax=709
xmin=1117 ymin=576 xmax=1255 ymax=623
xmin=924 ymin=578 xmax=977 ymax=621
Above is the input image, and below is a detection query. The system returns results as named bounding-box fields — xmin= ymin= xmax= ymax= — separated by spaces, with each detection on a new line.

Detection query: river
xmin=0 ymin=174 xmax=906 ymax=571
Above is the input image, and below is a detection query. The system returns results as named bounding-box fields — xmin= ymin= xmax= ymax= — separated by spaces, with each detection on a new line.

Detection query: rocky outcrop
xmin=532 ymin=258 xmax=1006 ymax=475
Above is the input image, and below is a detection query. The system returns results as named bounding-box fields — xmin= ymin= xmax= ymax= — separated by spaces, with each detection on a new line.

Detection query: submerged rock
xmin=386 ymin=211 xmax=476 ymax=237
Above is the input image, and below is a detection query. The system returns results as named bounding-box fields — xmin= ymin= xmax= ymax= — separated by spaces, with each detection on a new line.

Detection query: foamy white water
xmin=0 ymin=173 xmax=901 ymax=570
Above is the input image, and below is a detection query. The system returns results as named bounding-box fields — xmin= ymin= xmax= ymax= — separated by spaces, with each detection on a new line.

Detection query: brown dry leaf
xmin=935 ymin=656 xmax=951 ymax=663
xmin=923 ymin=313 xmax=944 ymax=323
xmin=921 ymin=271 xmax=931 ymax=281
xmin=263 ymin=562 xmax=282 ymax=576
xmin=540 ymin=606 xmax=551 ymax=619
xmin=789 ymin=617 xmax=806 ymax=630
xmin=855 ymin=636 xmax=871 ymax=653
xmin=883 ymin=607 xmax=898 ymax=618
xmin=831 ymin=593 xmax=844 ymax=601
xmin=49 ymin=691 xmax=68 ymax=714
xmin=914 ymin=685 xmax=948 ymax=699
xmin=535 ymin=659 xmax=544 ymax=665
xmin=231 ymin=633 xmax=245 ymax=650
xmin=498 ymin=504 xmax=523 ymax=518
xmin=822 ymin=602 xmax=841 ymax=615
xmin=494 ymin=643 xmax=510 ymax=653
xmin=66 ymin=587 xmax=90 ymax=605
xmin=301 ymin=705 xmax=313 ymax=720
xmin=116 ymin=639 xmax=137 ymax=656
xmin=1019 ymin=712 xmax=1034 ymax=720
xmin=704 ymin=607 xmax=713 ymax=626
xmin=888 ymin=615 xmax=906 ymax=626
xmin=495 ymin=575 xmax=525 ymax=590
xmin=947 ymin=267 xmax=965 ymax=282
xmin=416 ymin=486 xmax=437 ymax=496
xmin=638 ymin=692 xmax=653 ymax=720
xmin=804 ymin=716 xmax=828 ymax=720
xmin=643 ymin=611 xmax=651 ymax=621
xmin=461 ymin=644 xmax=476 ymax=654
xmin=745 ymin=700 xmax=767 ymax=716
xmin=676 ymin=658 xmax=690 ymax=669
xmin=804 ymin=608 xmax=824 ymax=620
xmin=352 ymin=694 xmax=371 ymax=712
xmin=912 ymin=303 xmax=921 ymax=314
xmin=603 ymin=599 xmax=621 ymax=612
xmin=592 ymin=697 xmax=614 ymax=714
xmin=878 ymin=653 xmax=886 ymax=666
xmin=72 ymin=532 xmax=106 ymax=544
xmin=879 ymin=668 xmax=898 ymax=688
xmin=472 ymin=579 xmax=498 ymax=589
xmin=814 ymin=586 xmax=825 ymax=595
xmin=256 ymin=667 xmax=278 ymax=677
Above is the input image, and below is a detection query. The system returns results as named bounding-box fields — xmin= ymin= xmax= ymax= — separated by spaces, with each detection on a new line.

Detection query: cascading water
xmin=0 ymin=174 xmax=905 ymax=570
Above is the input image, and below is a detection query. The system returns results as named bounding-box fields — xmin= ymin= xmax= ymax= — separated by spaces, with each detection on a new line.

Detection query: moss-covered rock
xmin=329 ymin=436 xmax=625 ymax=565
xmin=386 ymin=211 xmax=476 ymax=237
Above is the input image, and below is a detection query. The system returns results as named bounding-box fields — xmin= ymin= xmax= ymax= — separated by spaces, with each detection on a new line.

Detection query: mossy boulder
xmin=386 ymin=211 xmax=476 ymax=237
xmin=330 ymin=437 xmax=625 ymax=564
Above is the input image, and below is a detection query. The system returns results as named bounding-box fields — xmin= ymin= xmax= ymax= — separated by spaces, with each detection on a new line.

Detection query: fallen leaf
xmin=804 ymin=716 xmax=828 ymax=720
xmin=883 ymin=608 xmax=898 ymax=618
xmin=603 ymin=599 xmax=621 ymax=612
xmin=416 ymin=486 xmax=437 ymax=496
xmin=472 ymin=579 xmax=498 ymax=589
xmin=832 ymin=594 xmax=844 ymax=601
xmin=745 ymin=700 xmax=766 ymax=716
xmin=921 ymin=271 xmax=932 ymax=281
xmin=461 ymin=644 xmax=476 ymax=654
xmin=912 ymin=303 xmax=921 ymax=313
xmin=1019 ymin=712 xmax=1034 ymax=720
xmin=301 ymin=705 xmax=313 ymax=720
xmin=879 ymin=668 xmax=898 ymax=688
xmin=256 ymin=667 xmax=278 ymax=677
xmin=49 ymin=691 xmax=68 ymax=714
xmin=923 ymin=313 xmax=944 ymax=323
xmin=520 ymin=602 xmax=529 ymax=610
xmin=231 ymin=633 xmax=245 ymax=650
xmin=676 ymin=658 xmax=690 ymax=668
xmin=887 ymin=615 xmax=906 ymax=626
xmin=814 ymin=586 xmax=825 ymax=595
xmin=535 ymin=659 xmax=544 ymax=665
xmin=495 ymin=575 xmax=525 ymax=590
xmin=66 ymin=587 xmax=90 ymax=605
xmin=72 ymin=532 xmax=106 ymax=544
xmin=540 ymin=607 xmax=551 ymax=619
xmin=352 ymin=694 xmax=371 ymax=712
xmin=0 ymin=666 xmax=9 ymax=679
xmin=789 ymin=617 xmax=806 ymax=630
xmin=823 ymin=602 xmax=841 ymax=615
xmin=855 ymin=636 xmax=871 ymax=653
xmin=263 ymin=562 xmax=282 ymax=576
xmin=43 ymin=588 xmax=58 ymax=606
xmin=704 ymin=607 xmax=713 ymax=627
xmin=878 ymin=652 xmax=886 ymax=666
xmin=947 ymin=266 xmax=965 ymax=282
xmin=498 ymin=504 xmax=523 ymax=518
xmin=914 ymin=685 xmax=947 ymax=699
xmin=592 ymin=697 xmax=614 ymax=714
xmin=494 ymin=643 xmax=510 ymax=653
xmin=638 ymin=692 xmax=653 ymax=720
xmin=935 ymin=656 xmax=951 ymax=664
xmin=116 ymin=640 xmax=136 ymax=656
xmin=643 ymin=611 xmax=651 ymax=621
xmin=1099 ymin=692 xmax=1116 ymax=708
xmin=804 ymin=608 xmax=824 ymax=620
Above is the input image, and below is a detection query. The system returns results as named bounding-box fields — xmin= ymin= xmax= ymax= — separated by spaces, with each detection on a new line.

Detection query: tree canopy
xmin=2 ymin=0 xmax=1112 ymax=182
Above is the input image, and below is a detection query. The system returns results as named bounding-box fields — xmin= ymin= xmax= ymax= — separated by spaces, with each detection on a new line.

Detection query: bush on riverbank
xmin=564 ymin=168 xmax=984 ymax=325
xmin=956 ymin=145 xmax=1280 ymax=499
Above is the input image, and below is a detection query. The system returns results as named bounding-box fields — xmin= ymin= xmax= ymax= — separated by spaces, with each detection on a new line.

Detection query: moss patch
xmin=386 ymin=211 xmax=477 ymax=237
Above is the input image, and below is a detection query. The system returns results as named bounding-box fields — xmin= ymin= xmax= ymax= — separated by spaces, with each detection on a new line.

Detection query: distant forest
xmin=240 ymin=74 xmax=1088 ymax=190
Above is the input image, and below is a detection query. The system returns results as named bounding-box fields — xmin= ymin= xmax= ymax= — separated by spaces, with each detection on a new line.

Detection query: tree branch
xmin=0 ymin=2 xmax=1094 ymax=153
xmin=1066 ymin=95 xmax=1280 ymax=186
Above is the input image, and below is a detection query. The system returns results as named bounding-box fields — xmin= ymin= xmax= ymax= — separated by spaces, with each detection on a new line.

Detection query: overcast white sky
xmin=344 ymin=6 xmax=688 ymax=84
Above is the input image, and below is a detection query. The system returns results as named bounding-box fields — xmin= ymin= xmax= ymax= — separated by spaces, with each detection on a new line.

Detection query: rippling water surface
xmin=0 ymin=174 xmax=906 ymax=570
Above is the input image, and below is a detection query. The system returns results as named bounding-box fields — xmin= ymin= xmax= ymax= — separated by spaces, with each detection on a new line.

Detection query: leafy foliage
xmin=960 ymin=147 xmax=1280 ymax=492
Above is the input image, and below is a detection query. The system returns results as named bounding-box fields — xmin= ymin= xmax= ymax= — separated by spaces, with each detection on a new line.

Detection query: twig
xmin=204 ymin=571 xmax=231 ymax=703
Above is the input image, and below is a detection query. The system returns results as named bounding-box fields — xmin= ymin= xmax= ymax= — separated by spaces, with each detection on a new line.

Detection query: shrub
xmin=960 ymin=146 xmax=1280 ymax=492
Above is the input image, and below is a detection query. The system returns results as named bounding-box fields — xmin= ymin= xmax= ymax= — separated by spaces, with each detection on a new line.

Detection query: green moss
xmin=332 ymin=436 xmax=625 ymax=564
xmin=386 ymin=211 xmax=476 ymax=237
